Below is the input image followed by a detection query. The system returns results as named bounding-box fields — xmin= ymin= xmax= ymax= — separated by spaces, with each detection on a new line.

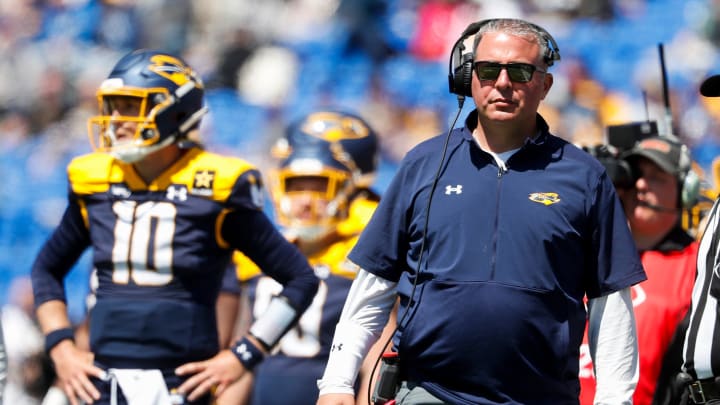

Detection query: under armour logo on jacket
xmin=445 ymin=185 xmax=463 ymax=195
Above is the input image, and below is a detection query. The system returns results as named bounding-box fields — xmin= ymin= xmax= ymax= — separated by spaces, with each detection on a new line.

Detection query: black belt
xmin=689 ymin=378 xmax=720 ymax=404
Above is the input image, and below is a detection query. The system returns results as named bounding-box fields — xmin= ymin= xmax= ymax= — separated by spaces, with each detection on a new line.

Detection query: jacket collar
xmin=462 ymin=110 xmax=550 ymax=147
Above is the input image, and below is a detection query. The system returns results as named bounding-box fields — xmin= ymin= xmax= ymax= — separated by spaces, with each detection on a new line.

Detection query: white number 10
xmin=110 ymin=200 xmax=177 ymax=286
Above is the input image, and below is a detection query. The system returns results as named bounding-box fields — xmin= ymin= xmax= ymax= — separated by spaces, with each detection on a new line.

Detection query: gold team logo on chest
xmin=528 ymin=192 xmax=561 ymax=206
xmin=192 ymin=169 xmax=215 ymax=196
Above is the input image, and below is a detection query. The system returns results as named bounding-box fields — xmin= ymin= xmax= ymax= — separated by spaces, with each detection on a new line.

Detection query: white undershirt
xmin=588 ymin=287 xmax=639 ymax=404
xmin=317 ymin=269 xmax=396 ymax=395
xmin=472 ymin=135 xmax=520 ymax=172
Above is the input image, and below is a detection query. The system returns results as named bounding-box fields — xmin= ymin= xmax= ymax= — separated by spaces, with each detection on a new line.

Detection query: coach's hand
xmin=175 ymin=349 xmax=245 ymax=401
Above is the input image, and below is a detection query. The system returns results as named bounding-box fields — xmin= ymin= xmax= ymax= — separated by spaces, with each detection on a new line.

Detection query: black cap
xmin=700 ymin=74 xmax=720 ymax=97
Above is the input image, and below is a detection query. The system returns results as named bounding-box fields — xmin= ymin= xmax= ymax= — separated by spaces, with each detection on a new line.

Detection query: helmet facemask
xmin=88 ymin=86 xmax=178 ymax=163
xmin=271 ymin=159 xmax=355 ymax=245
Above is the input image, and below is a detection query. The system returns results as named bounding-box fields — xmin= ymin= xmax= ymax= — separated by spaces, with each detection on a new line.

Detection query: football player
xmin=30 ymin=49 xmax=319 ymax=405
xmin=217 ymin=111 xmax=395 ymax=405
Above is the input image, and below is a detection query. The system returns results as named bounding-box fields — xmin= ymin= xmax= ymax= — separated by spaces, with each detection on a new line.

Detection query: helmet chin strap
xmin=111 ymin=135 xmax=176 ymax=163
xmin=178 ymin=106 xmax=208 ymax=134
xmin=294 ymin=227 xmax=344 ymax=257
xmin=293 ymin=224 xmax=333 ymax=246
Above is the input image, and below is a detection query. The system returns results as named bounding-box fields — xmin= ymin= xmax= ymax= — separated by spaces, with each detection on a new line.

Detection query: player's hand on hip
xmin=175 ymin=349 xmax=245 ymax=401
xmin=317 ymin=393 xmax=356 ymax=405
xmin=49 ymin=340 xmax=103 ymax=405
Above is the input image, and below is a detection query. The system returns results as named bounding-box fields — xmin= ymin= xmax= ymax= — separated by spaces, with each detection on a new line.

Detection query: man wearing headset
xmin=579 ymin=135 xmax=699 ymax=405
xmin=317 ymin=18 xmax=645 ymax=405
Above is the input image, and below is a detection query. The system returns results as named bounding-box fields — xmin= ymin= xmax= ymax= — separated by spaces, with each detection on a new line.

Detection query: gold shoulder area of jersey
xmin=188 ymin=152 xmax=256 ymax=177
xmin=183 ymin=151 xmax=258 ymax=198
xmin=68 ymin=153 xmax=118 ymax=194
xmin=528 ymin=192 xmax=561 ymax=206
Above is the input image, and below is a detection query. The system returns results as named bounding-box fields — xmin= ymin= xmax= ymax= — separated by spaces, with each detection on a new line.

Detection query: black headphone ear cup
xmin=453 ymin=52 xmax=474 ymax=97
xmin=448 ymin=20 xmax=486 ymax=97
xmin=681 ymin=170 xmax=701 ymax=209
xmin=677 ymin=144 xmax=700 ymax=209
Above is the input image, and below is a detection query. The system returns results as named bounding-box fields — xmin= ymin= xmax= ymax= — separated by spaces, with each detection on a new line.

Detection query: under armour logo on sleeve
xmin=235 ymin=343 xmax=253 ymax=361
xmin=231 ymin=337 xmax=264 ymax=371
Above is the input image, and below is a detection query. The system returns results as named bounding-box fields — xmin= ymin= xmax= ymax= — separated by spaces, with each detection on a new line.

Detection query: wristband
xmin=248 ymin=295 xmax=298 ymax=350
xmin=231 ymin=336 xmax=265 ymax=371
xmin=45 ymin=328 xmax=74 ymax=355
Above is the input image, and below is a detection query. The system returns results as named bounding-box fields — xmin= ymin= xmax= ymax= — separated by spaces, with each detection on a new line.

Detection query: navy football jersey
xmin=234 ymin=197 xmax=378 ymax=404
xmin=32 ymin=147 xmax=316 ymax=369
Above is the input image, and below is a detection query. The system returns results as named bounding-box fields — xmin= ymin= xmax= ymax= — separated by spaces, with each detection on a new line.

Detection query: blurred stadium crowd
xmin=2 ymin=0 xmax=720 ymax=324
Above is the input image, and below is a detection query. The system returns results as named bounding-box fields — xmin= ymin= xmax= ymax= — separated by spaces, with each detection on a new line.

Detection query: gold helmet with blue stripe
xmin=87 ymin=49 xmax=208 ymax=163
xmin=270 ymin=110 xmax=379 ymax=243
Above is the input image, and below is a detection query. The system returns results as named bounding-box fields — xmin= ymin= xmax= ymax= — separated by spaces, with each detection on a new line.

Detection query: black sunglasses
xmin=473 ymin=61 xmax=546 ymax=83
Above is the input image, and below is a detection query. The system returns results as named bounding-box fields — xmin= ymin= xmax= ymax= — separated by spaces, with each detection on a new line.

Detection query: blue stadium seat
xmin=204 ymin=89 xmax=269 ymax=149
xmin=379 ymin=55 xmax=446 ymax=108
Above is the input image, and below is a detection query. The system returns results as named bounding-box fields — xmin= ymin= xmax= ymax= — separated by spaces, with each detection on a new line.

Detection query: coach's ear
xmin=540 ymin=72 xmax=553 ymax=99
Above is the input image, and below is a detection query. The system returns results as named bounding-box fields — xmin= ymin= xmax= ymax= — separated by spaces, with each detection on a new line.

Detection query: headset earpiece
xmin=447 ymin=22 xmax=485 ymax=97
xmin=678 ymin=143 xmax=700 ymax=209
xmin=682 ymin=170 xmax=701 ymax=209
xmin=449 ymin=52 xmax=475 ymax=97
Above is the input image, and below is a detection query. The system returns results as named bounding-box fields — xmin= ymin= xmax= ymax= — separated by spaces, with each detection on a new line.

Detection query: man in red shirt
xmin=579 ymin=135 xmax=700 ymax=405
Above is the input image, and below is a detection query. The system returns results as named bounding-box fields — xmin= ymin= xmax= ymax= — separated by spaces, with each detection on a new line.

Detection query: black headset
xmin=624 ymin=137 xmax=701 ymax=210
xmin=448 ymin=18 xmax=562 ymax=98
